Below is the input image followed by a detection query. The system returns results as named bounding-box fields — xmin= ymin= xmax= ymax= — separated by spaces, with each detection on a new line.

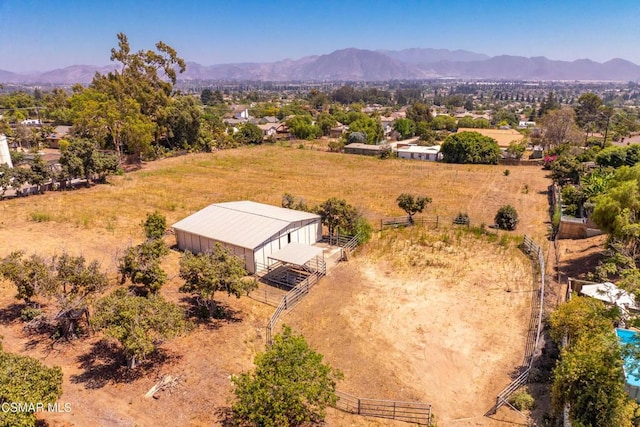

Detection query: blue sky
xmin=1 ymin=0 xmax=640 ymax=72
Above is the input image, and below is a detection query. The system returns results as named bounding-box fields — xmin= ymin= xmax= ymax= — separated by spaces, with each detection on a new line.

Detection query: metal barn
xmin=172 ymin=201 xmax=323 ymax=274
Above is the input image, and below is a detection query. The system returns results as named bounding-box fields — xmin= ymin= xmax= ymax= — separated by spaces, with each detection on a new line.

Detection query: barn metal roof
xmin=268 ymin=243 xmax=323 ymax=266
xmin=172 ymin=201 xmax=320 ymax=250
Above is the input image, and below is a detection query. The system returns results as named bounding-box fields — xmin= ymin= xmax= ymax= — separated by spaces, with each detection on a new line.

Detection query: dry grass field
xmin=0 ymin=144 xmax=552 ymax=426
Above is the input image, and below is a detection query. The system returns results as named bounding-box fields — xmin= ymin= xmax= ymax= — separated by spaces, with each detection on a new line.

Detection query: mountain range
xmin=2 ymin=48 xmax=639 ymax=83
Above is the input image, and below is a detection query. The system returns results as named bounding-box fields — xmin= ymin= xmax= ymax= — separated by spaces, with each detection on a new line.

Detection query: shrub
xmin=20 ymin=307 xmax=42 ymax=321
xmin=29 ymin=211 xmax=51 ymax=222
xmin=143 ymin=211 xmax=167 ymax=240
xmin=453 ymin=212 xmax=470 ymax=225
xmin=509 ymin=390 xmax=535 ymax=410
xmin=503 ymin=169 xmax=510 ymax=176
xmin=495 ymin=205 xmax=519 ymax=230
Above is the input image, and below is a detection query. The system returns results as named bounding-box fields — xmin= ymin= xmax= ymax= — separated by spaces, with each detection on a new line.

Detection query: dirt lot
xmin=0 ymin=146 xmax=552 ymax=426
xmin=284 ymin=229 xmax=534 ymax=426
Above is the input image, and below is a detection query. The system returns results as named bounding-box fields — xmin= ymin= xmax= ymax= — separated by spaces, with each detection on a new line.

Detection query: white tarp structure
xmin=580 ymin=282 xmax=638 ymax=310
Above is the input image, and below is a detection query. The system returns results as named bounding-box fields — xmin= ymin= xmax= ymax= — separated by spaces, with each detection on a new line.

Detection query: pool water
xmin=616 ymin=328 xmax=640 ymax=387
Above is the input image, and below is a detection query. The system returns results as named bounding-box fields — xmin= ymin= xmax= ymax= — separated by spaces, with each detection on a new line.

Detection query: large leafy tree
xmin=0 ymin=252 xmax=52 ymax=305
xmin=440 ymin=131 xmax=501 ymax=164
xmin=538 ymin=108 xmax=582 ymax=150
xmin=92 ymin=288 xmax=187 ymax=369
xmin=59 ymin=138 xmax=119 ymax=183
xmin=47 ymin=253 xmax=109 ymax=339
xmin=393 ymin=118 xmax=416 ymax=140
xmin=406 ymin=101 xmax=432 ymax=123
xmin=179 ymin=244 xmax=256 ymax=317
xmin=72 ymin=33 xmax=185 ymax=158
xmin=231 ymin=326 xmax=342 ymax=427
xmin=0 ymin=341 xmax=63 ymax=427
xmin=315 ymin=198 xmax=359 ymax=241
xmin=347 ymin=115 xmax=383 ymax=145
xmin=549 ymin=297 xmax=636 ymax=426
xmin=234 ymin=122 xmax=263 ymax=145
xmin=574 ymin=92 xmax=603 ymax=142
xmin=118 ymin=239 xmax=168 ymax=294
xmin=286 ymin=115 xmax=321 ymax=140
xmin=396 ymin=193 xmax=432 ymax=223
xmin=0 ymin=252 xmax=109 ymax=339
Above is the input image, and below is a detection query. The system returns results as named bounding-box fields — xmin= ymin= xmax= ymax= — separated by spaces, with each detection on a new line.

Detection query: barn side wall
xmin=174 ymin=217 xmax=322 ymax=275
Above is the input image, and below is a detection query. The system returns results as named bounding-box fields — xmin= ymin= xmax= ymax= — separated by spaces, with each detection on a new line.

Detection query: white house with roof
xmin=172 ymin=201 xmax=323 ymax=274
xmin=396 ymin=144 xmax=442 ymax=161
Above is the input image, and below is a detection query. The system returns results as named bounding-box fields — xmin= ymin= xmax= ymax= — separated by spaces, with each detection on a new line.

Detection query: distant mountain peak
xmin=1 ymin=48 xmax=639 ymax=83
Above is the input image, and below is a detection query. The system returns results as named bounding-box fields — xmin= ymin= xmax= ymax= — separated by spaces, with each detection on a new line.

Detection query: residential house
xmin=395 ymin=144 xmax=442 ymax=161
xmin=45 ymin=125 xmax=71 ymax=149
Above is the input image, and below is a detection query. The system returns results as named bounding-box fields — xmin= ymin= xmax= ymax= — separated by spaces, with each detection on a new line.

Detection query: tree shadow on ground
xmin=70 ymin=339 xmax=179 ymax=389
xmin=0 ymin=302 xmax=24 ymax=324
xmin=179 ymin=296 xmax=243 ymax=330
xmin=214 ymin=407 xmax=235 ymax=427
xmin=559 ymin=246 xmax=606 ymax=282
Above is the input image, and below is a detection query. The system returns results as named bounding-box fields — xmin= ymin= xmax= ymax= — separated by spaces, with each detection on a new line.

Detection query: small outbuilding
xmin=396 ymin=144 xmax=442 ymax=161
xmin=172 ymin=201 xmax=322 ymax=274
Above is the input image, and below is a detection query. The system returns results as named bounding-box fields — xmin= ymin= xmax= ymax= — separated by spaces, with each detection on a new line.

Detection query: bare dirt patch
xmin=283 ymin=229 xmax=535 ymax=426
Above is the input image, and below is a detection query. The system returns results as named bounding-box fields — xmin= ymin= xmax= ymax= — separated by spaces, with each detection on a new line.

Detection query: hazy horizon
xmin=2 ymin=0 xmax=640 ymax=72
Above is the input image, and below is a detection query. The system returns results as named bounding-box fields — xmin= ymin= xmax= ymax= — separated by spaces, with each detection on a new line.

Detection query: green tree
xmin=575 ymin=93 xmax=603 ymax=143
xmin=70 ymin=87 xmax=155 ymax=158
xmin=548 ymin=296 xmax=614 ymax=344
xmin=92 ymin=288 xmax=187 ymax=369
xmin=286 ymin=115 xmax=321 ymax=140
xmin=538 ymin=108 xmax=582 ymax=150
xmin=506 ymin=140 xmax=527 ymax=159
xmin=538 ymin=91 xmax=560 ymax=117
xmin=143 ymin=211 xmax=167 ymax=240
xmin=0 ymin=341 xmax=63 ymax=427
xmin=440 ymin=131 xmax=501 ymax=164
xmin=550 ymin=155 xmax=585 ymax=185
xmin=48 ymin=253 xmax=109 ymax=339
xmin=235 ymin=122 xmax=263 ymax=145
xmin=0 ymin=251 xmax=52 ymax=305
xmin=178 ymin=244 xmax=257 ymax=317
xmin=430 ymin=115 xmax=457 ymax=131
xmin=59 ymin=138 xmax=119 ymax=183
xmin=396 ymin=193 xmax=432 ymax=223
xmin=118 ymin=239 xmax=168 ymax=294
xmin=406 ymin=101 xmax=432 ymax=123
xmin=315 ymin=198 xmax=359 ymax=242
xmin=200 ymin=89 xmax=213 ymax=106
xmin=348 ymin=115 xmax=383 ymax=144
xmin=161 ymin=95 xmax=202 ymax=150
xmin=552 ymin=331 xmax=635 ymax=427
xmin=393 ymin=118 xmax=416 ymax=140
xmin=231 ymin=326 xmax=342 ymax=427
xmin=315 ymin=113 xmax=337 ymax=136
xmin=0 ymin=164 xmax=12 ymax=199
xmin=549 ymin=297 xmax=636 ymax=426
xmin=596 ymin=145 xmax=628 ymax=168
xmin=494 ymin=205 xmax=519 ymax=230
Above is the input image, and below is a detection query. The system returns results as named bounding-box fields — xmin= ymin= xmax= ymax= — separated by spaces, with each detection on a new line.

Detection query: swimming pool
xmin=616 ymin=328 xmax=640 ymax=400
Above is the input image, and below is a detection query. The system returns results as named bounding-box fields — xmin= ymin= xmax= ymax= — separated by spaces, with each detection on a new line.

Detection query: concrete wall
xmin=558 ymin=217 xmax=603 ymax=239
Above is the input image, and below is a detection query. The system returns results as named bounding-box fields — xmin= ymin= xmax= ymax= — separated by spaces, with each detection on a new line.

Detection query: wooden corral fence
xmin=380 ymin=215 xmax=439 ymax=230
xmin=261 ymin=235 xmax=433 ymax=425
xmin=486 ymin=235 xmax=545 ymax=416
xmin=335 ymin=390 xmax=432 ymax=426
